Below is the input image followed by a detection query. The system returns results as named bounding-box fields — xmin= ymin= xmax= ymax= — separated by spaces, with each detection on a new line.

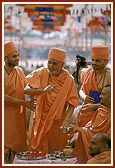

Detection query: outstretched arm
xmin=24 ymin=84 xmax=53 ymax=96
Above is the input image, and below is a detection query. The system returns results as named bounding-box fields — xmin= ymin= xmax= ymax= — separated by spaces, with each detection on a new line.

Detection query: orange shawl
xmin=78 ymin=68 xmax=103 ymax=126
xmin=26 ymin=67 xmax=78 ymax=153
xmin=87 ymin=151 xmax=111 ymax=164
xmin=75 ymin=105 xmax=111 ymax=164
xmin=81 ymin=68 xmax=99 ymax=94
xmin=4 ymin=67 xmax=27 ymax=152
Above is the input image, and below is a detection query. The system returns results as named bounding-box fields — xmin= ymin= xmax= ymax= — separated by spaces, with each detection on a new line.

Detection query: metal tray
xmin=16 ymin=151 xmax=46 ymax=160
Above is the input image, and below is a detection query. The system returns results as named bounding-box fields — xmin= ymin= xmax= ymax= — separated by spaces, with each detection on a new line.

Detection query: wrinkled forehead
xmin=48 ymin=58 xmax=63 ymax=64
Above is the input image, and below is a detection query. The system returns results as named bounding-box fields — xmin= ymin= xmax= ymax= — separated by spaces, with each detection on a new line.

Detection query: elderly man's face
xmin=88 ymin=135 xmax=104 ymax=156
xmin=47 ymin=58 xmax=64 ymax=76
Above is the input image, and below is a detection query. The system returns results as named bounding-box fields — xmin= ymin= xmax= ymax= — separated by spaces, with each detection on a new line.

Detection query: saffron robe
xmin=75 ymin=105 xmax=111 ymax=164
xmin=4 ymin=67 xmax=27 ymax=152
xmin=26 ymin=67 xmax=79 ymax=153
xmin=87 ymin=151 xmax=111 ymax=164
xmin=78 ymin=68 xmax=110 ymax=126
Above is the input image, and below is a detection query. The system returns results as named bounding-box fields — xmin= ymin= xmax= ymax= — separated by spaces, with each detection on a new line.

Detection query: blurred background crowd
xmin=3 ymin=3 xmax=112 ymax=75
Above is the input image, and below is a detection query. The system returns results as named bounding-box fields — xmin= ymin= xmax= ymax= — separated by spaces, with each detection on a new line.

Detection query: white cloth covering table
xmin=13 ymin=155 xmax=78 ymax=165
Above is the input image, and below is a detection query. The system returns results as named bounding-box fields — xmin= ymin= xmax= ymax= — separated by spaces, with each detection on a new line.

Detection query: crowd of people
xmin=4 ymin=41 xmax=111 ymax=164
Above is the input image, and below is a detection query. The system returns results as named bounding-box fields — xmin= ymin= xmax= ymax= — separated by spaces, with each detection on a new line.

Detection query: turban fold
xmin=4 ymin=41 xmax=18 ymax=57
xmin=91 ymin=45 xmax=109 ymax=59
xmin=48 ymin=48 xmax=66 ymax=62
